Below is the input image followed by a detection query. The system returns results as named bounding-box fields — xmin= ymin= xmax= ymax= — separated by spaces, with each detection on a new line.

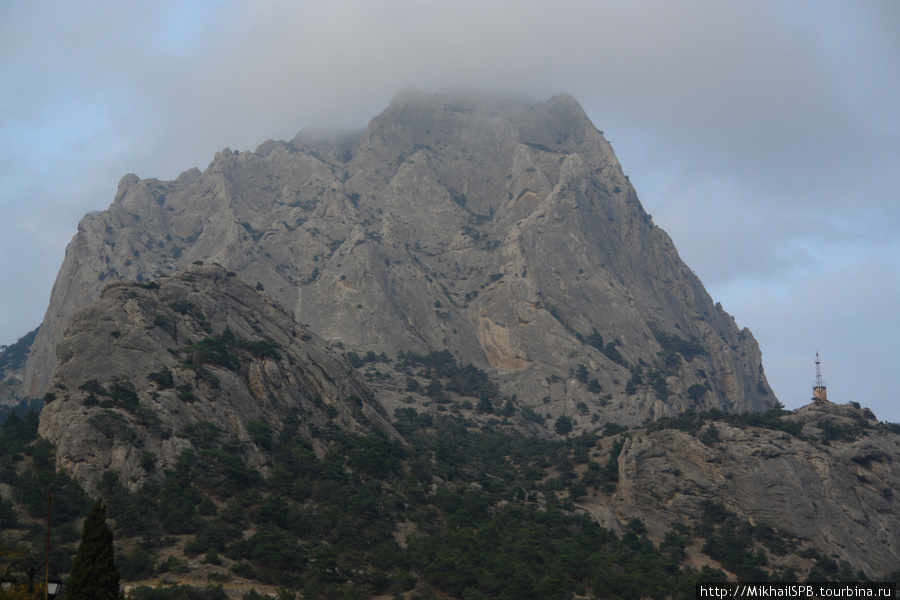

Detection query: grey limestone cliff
xmin=25 ymin=89 xmax=775 ymax=429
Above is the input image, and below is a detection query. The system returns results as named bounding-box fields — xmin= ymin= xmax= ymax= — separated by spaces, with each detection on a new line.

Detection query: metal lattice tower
xmin=812 ymin=352 xmax=828 ymax=403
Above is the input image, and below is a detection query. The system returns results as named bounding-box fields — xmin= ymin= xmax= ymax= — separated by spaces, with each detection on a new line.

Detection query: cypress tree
xmin=67 ymin=499 xmax=120 ymax=600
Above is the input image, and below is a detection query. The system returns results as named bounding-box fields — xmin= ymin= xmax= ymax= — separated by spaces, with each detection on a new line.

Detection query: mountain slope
xmin=25 ymin=89 xmax=774 ymax=428
xmin=605 ymin=402 xmax=900 ymax=577
xmin=15 ymin=266 xmax=899 ymax=586
xmin=38 ymin=265 xmax=396 ymax=495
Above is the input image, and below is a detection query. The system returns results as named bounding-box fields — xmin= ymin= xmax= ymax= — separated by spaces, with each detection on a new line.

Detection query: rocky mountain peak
xmin=23 ymin=89 xmax=775 ymax=429
xmin=361 ymin=89 xmax=607 ymax=166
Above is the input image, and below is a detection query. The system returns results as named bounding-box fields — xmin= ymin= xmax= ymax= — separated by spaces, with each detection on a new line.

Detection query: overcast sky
xmin=2 ymin=1 xmax=898 ymax=421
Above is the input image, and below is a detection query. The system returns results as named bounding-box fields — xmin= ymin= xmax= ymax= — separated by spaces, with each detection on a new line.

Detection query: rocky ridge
xmin=595 ymin=402 xmax=900 ymax=578
xmin=38 ymin=265 xmax=396 ymax=495
xmin=24 ymin=89 xmax=774 ymax=429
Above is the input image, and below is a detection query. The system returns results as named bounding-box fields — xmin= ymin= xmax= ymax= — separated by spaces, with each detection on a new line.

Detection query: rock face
xmin=25 ymin=89 xmax=775 ymax=427
xmin=38 ymin=265 xmax=396 ymax=495
xmin=0 ymin=327 xmax=37 ymax=407
xmin=591 ymin=402 xmax=900 ymax=578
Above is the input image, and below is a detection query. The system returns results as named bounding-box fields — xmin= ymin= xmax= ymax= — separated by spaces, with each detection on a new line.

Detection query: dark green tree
xmin=67 ymin=499 xmax=121 ymax=600
xmin=554 ymin=415 xmax=573 ymax=436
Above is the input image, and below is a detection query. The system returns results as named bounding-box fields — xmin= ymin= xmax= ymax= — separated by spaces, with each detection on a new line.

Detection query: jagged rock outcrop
xmin=0 ymin=326 xmax=37 ymax=407
xmin=584 ymin=402 xmax=900 ymax=578
xmin=25 ymin=89 xmax=775 ymax=428
xmin=38 ymin=265 xmax=397 ymax=495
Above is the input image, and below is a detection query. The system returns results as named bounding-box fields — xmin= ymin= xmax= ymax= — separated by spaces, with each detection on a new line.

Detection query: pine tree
xmin=66 ymin=499 xmax=120 ymax=600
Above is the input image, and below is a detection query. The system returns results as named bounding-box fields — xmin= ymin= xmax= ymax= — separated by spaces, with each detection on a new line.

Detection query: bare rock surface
xmin=24 ymin=89 xmax=774 ymax=429
xmin=38 ymin=265 xmax=396 ymax=495
xmin=586 ymin=402 xmax=900 ymax=578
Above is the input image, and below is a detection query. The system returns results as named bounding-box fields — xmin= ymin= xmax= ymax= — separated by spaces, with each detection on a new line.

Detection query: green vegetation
xmin=0 ymin=409 xmax=40 ymax=456
xmin=699 ymin=424 xmax=721 ymax=445
xmin=186 ymin=336 xmax=241 ymax=371
xmin=183 ymin=328 xmax=281 ymax=372
xmin=148 ymin=366 xmax=175 ymax=389
xmin=80 ymin=412 xmax=704 ymax=597
xmin=127 ymin=585 xmax=228 ymax=600
xmin=1 ymin=389 xmax=891 ymax=598
xmin=397 ymin=350 xmax=500 ymax=401
xmin=67 ymin=500 xmax=121 ymax=600
xmin=646 ymin=408 xmax=803 ymax=438
xmin=688 ymin=382 xmax=709 ymax=401
xmin=0 ymin=410 xmax=89 ymax=529
xmin=695 ymin=501 xmax=807 ymax=582
xmin=554 ymin=415 xmax=573 ymax=435
xmin=171 ymin=300 xmax=197 ymax=315
xmin=89 ymin=409 xmax=138 ymax=444
xmin=0 ymin=327 xmax=39 ymax=373
xmin=577 ymin=328 xmax=626 ymax=365
xmin=627 ymin=364 xmax=672 ymax=401
xmin=652 ymin=328 xmax=706 ymax=360
xmin=817 ymin=418 xmax=869 ymax=443
xmin=345 ymin=350 xmax=390 ymax=369
xmin=0 ymin=397 xmax=42 ymax=429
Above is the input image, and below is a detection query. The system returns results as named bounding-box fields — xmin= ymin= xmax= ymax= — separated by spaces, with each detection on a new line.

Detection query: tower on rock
xmin=812 ymin=352 xmax=828 ymax=403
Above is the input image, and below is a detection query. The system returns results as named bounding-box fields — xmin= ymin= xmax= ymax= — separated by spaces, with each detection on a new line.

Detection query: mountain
xmin=3 ymin=91 xmax=898 ymax=592
xmin=23 ymin=89 xmax=774 ymax=429
xmin=15 ymin=265 xmax=900 ymax=584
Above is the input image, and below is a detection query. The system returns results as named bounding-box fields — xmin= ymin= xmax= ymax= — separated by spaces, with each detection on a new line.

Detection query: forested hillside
xmin=0 ymin=327 xmax=39 ymax=409
xmin=3 ymin=398 xmax=897 ymax=599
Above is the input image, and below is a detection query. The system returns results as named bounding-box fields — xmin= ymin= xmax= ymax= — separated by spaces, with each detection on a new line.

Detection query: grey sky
xmin=2 ymin=0 xmax=898 ymax=420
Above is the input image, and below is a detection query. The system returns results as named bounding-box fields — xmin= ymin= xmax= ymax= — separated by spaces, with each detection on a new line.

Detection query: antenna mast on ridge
xmin=812 ymin=352 xmax=828 ymax=403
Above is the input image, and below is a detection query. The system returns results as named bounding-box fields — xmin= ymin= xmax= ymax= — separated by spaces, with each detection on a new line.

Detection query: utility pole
xmin=46 ymin=492 xmax=52 ymax=600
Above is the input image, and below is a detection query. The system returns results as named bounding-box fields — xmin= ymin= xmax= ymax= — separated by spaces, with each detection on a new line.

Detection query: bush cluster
xmin=397 ymin=350 xmax=500 ymax=401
